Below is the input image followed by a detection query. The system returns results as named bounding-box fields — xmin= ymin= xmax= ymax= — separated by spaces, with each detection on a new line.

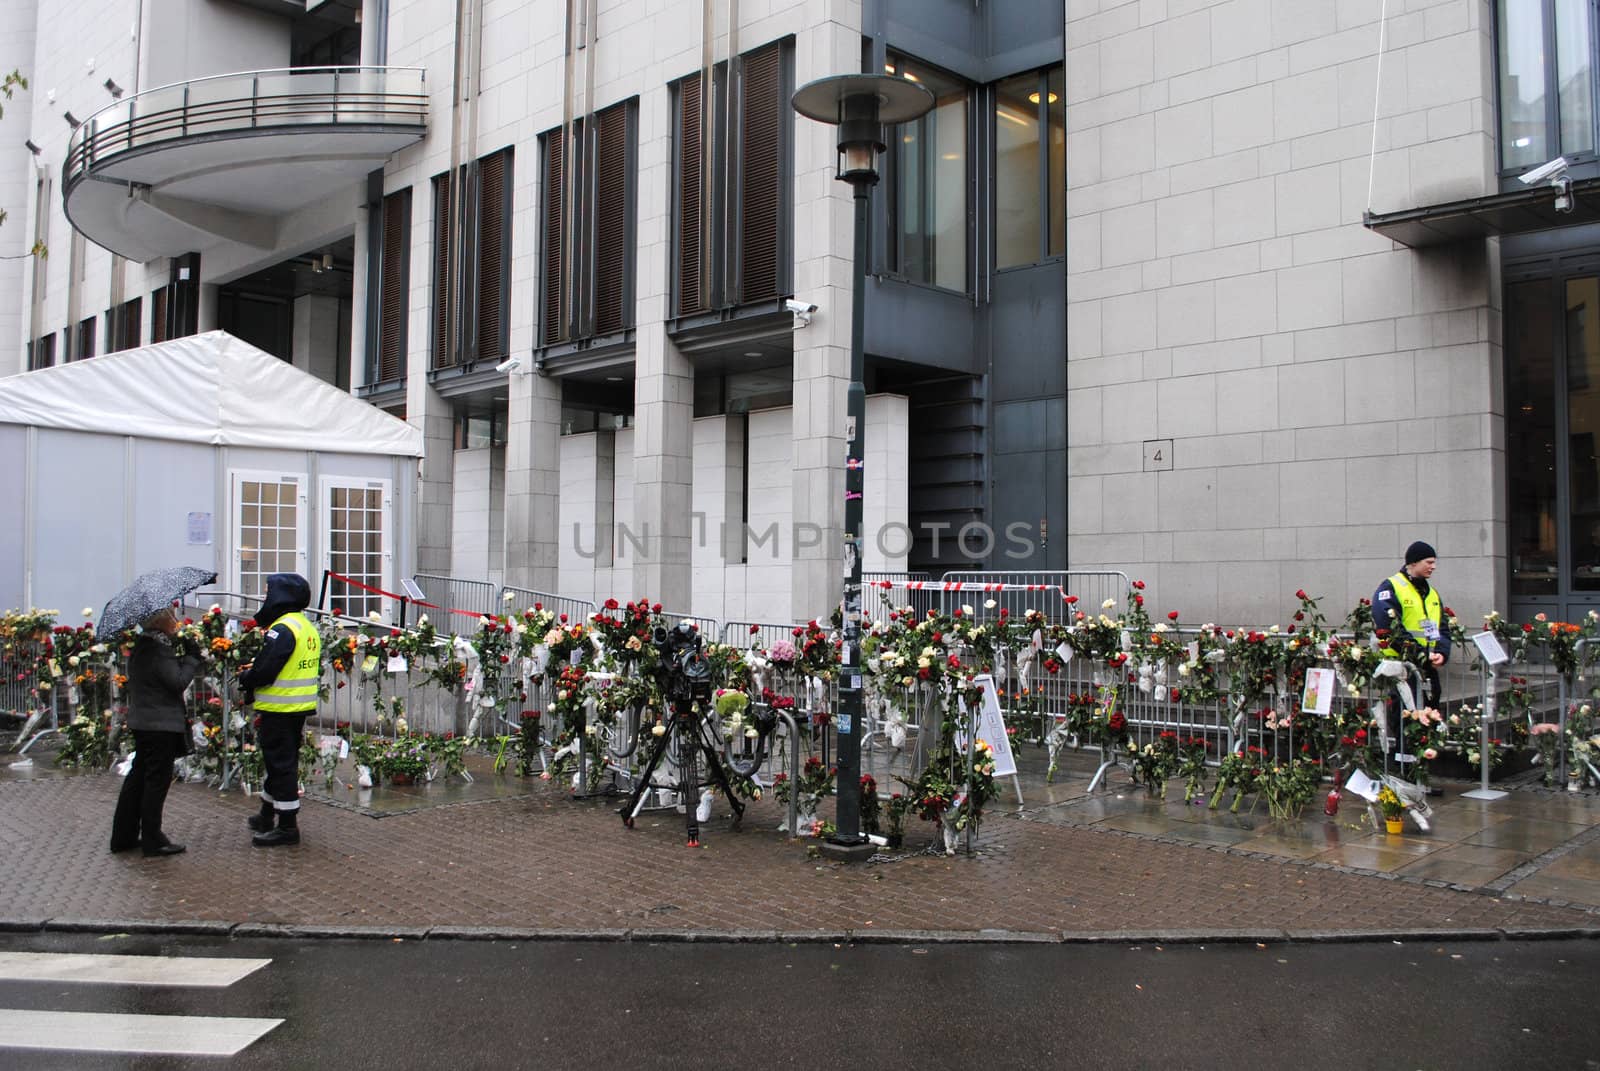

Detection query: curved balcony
xmin=64 ymin=66 xmax=427 ymax=261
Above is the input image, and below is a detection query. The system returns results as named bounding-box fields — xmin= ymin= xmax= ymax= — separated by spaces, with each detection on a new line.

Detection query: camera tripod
xmin=619 ymin=698 xmax=745 ymax=846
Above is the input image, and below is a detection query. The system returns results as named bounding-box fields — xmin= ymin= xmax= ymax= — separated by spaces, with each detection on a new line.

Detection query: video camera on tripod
xmin=653 ymin=621 xmax=713 ymax=709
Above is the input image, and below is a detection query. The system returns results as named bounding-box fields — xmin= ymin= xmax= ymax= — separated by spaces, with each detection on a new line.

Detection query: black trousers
xmin=258 ymin=713 xmax=307 ymax=813
xmin=110 ymin=730 xmax=183 ymax=849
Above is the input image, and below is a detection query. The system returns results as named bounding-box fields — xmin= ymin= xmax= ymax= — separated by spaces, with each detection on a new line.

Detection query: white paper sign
xmin=1055 ymin=641 xmax=1073 ymax=664
xmin=1301 ymin=666 xmax=1335 ymax=716
xmin=386 ymin=654 xmax=408 ymax=674
xmin=962 ymin=674 xmax=1018 ymax=778
xmin=186 ymin=511 xmax=212 ymax=545
xmin=1472 ymin=631 xmax=1510 ymax=666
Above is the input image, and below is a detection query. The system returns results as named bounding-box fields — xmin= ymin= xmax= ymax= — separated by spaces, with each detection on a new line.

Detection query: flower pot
xmin=389 ymin=771 xmax=416 ymax=786
xmin=1568 ymin=774 xmax=1582 ymax=794
xmin=1384 ymin=817 xmax=1403 ymax=834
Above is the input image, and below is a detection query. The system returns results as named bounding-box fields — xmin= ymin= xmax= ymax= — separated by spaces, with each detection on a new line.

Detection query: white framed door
xmin=230 ymin=470 xmax=309 ymax=601
xmin=320 ymin=475 xmax=394 ymax=621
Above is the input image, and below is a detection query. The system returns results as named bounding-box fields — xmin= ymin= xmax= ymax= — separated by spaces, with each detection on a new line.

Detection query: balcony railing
xmin=64 ymin=65 xmax=427 ymax=188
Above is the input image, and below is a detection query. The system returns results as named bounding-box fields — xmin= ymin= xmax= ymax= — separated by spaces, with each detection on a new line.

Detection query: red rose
xmin=1133 ymin=580 xmax=1145 ymax=590
xmin=1134 ymin=595 xmax=1144 ymax=606
xmin=1168 ymin=610 xmax=1179 ymax=620
xmin=1295 ymin=589 xmax=1308 ymax=601
xmin=792 ymin=628 xmax=803 ymax=637
xmin=605 ymin=598 xmax=619 ymax=610
xmin=652 ymin=603 xmax=663 ymax=613
xmin=750 ymin=625 xmax=760 ymax=634
xmin=1354 ymin=728 xmax=1368 ymax=741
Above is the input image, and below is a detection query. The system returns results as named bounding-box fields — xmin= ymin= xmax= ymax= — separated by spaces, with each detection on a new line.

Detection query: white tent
xmin=0 ymin=332 xmax=421 ymax=620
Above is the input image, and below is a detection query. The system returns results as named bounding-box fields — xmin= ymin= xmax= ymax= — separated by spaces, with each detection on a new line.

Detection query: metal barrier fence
xmin=498 ymin=584 xmax=596 ymax=625
xmin=722 ymin=621 xmax=802 ymax=652
xmin=412 ymin=574 xmax=499 ymax=619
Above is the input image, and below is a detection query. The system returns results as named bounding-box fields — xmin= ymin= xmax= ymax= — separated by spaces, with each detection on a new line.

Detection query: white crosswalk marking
xmin=0 ymin=950 xmax=283 ymax=1057
xmin=0 ymin=1009 xmax=283 ymax=1056
xmin=0 ymin=951 xmax=271 ymax=988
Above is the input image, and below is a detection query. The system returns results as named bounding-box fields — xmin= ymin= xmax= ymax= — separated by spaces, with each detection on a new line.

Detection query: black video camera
xmin=654 ymin=621 xmax=712 ymax=708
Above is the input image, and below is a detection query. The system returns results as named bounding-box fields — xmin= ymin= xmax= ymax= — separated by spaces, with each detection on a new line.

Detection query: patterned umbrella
xmin=96 ymin=566 xmax=218 ymax=639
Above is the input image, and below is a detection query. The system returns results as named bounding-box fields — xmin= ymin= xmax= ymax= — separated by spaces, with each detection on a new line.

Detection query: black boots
xmin=246 ymin=800 xmax=274 ymax=833
xmin=251 ymin=811 xmax=299 ymax=848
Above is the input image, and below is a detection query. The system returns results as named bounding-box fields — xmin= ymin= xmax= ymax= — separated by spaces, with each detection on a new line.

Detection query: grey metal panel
xmin=880 ymin=0 xmax=985 ymax=82
xmin=34 ymin=430 xmax=128 ymax=616
xmin=990 ymin=450 xmax=1047 ymax=568
xmin=989 ymin=261 xmax=1066 ymax=400
xmin=131 ymin=439 xmax=220 ymax=581
xmin=864 ymin=277 xmax=980 ymax=374
xmin=993 ymin=398 xmax=1045 ymax=455
xmin=987 ymin=1 xmax=1064 ymax=57
xmin=0 ymin=426 xmax=25 ymax=610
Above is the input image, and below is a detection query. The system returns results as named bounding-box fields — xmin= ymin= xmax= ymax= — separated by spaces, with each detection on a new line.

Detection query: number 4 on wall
xmin=1143 ymin=439 xmax=1173 ymax=472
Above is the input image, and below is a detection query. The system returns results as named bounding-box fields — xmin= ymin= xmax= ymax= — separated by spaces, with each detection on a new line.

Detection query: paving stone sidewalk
xmin=1 ymin=772 xmax=1596 ymax=942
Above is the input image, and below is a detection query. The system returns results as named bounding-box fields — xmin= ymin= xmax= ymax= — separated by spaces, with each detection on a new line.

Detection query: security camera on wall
xmin=1519 ymin=156 xmax=1569 ymax=185
xmin=495 ymin=356 xmax=521 ymax=373
xmin=786 ymin=298 xmax=817 ymax=328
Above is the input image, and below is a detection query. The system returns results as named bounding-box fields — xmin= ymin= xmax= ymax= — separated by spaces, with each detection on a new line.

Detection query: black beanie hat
xmin=1405 ymin=540 xmax=1436 ymax=566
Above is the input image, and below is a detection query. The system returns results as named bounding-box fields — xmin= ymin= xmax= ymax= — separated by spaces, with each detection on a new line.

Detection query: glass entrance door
xmin=1507 ymin=268 xmax=1600 ymax=622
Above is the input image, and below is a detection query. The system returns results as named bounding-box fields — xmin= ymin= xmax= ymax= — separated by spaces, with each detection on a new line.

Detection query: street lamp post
xmin=793 ymin=74 xmax=934 ymax=862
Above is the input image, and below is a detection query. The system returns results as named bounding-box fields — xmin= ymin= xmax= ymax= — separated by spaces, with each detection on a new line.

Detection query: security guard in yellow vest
xmin=238 ymin=573 xmax=320 ymax=847
xmin=1373 ymin=542 xmax=1451 ymax=768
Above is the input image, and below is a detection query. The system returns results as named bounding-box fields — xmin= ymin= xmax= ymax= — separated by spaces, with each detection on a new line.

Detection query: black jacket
xmin=238 ymin=573 xmax=313 ymax=697
xmin=125 ymin=634 xmax=203 ymax=733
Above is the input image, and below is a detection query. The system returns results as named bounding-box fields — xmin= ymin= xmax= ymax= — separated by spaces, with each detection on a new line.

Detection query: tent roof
xmin=0 ymin=331 xmax=422 ymax=457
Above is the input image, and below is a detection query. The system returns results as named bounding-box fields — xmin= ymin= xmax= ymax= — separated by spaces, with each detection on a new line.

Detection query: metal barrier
xmin=412 ymin=575 xmax=499 ymax=618
xmin=940 ymin=570 xmax=1132 ymax=623
xmin=498 ymin=584 xmax=596 ymax=625
xmin=723 ymin=621 xmax=804 ymax=651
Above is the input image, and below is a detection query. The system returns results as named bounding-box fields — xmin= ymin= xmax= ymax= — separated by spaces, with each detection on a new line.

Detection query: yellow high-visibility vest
xmin=254 ymin=612 xmax=321 ymax=714
xmin=1379 ymin=571 xmax=1442 ymax=659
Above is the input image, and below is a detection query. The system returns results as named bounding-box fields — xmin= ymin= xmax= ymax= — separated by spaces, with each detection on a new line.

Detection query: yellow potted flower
xmin=1377 ymin=785 xmax=1405 ymax=834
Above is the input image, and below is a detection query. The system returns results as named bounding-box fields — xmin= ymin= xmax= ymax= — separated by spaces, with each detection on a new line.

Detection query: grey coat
xmin=124 ymin=634 xmax=202 ymax=733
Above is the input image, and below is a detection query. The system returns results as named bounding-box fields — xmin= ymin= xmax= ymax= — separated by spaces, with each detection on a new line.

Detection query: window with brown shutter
xmin=377 ymin=188 xmax=411 ymax=383
xmin=150 ymin=288 xmax=169 ymax=344
xmin=670 ymin=39 xmax=790 ymax=317
xmin=592 ymin=101 xmax=634 ymax=336
xmin=431 ymin=171 xmax=453 ymax=369
xmin=738 ymin=43 xmax=783 ymax=305
xmin=541 ymin=127 xmax=568 ymax=345
xmin=675 ymin=75 xmax=706 ymax=316
xmin=475 ymin=148 xmax=510 ymax=361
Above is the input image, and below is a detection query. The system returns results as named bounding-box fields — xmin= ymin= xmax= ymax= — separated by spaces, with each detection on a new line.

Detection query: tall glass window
xmin=995 ymin=68 xmax=1064 ymax=269
xmin=885 ymin=54 xmax=968 ymax=291
xmin=1556 ymin=0 xmax=1594 ymax=156
xmin=1568 ymin=277 xmax=1600 ymax=590
xmin=1498 ymin=0 xmax=1597 ymax=171
xmin=1507 ymin=279 xmax=1558 ymax=596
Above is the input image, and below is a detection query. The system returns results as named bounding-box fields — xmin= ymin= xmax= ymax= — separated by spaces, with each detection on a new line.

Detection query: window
xmin=322 ymin=478 xmax=392 ymax=622
xmin=27 ymin=333 xmax=54 ymax=371
xmin=994 ymin=66 xmax=1065 ymax=269
xmin=232 ymin=472 xmax=307 ymax=600
xmin=432 ymin=148 xmax=512 ymax=370
xmin=671 ymin=38 xmax=793 ymax=316
xmin=150 ymin=287 xmax=170 ymax=344
xmin=371 ymin=187 xmax=411 ymax=384
xmin=539 ymin=98 xmax=638 ymax=346
xmin=76 ymin=316 xmax=95 ymax=360
xmin=884 ymin=54 xmax=969 ymax=291
xmin=454 ymin=408 xmax=508 ymax=448
xmin=1499 ymin=0 xmax=1596 ymax=171
xmin=106 ymin=298 xmax=141 ymax=353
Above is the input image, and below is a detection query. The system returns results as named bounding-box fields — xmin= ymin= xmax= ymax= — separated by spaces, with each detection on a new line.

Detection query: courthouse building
xmin=0 ymin=0 xmax=1588 ymax=626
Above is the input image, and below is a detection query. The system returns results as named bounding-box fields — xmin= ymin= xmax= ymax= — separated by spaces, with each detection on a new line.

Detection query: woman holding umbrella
xmin=99 ymin=566 xmax=216 ymax=858
xmin=109 ymin=606 xmax=203 ymax=856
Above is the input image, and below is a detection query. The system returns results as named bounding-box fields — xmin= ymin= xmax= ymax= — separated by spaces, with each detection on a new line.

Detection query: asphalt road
xmin=1 ymin=932 xmax=1597 ymax=1069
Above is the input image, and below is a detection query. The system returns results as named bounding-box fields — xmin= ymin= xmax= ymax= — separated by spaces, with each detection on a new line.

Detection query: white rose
xmin=651 ymin=724 xmax=666 ymax=737
xmin=418 ymin=614 xmax=430 ymax=625
xmin=1102 ymin=599 xmax=1116 ymax=610
xmin=81 ymin=607 xmax=94 ymax=617
xmin=503 ymin=591 xmax=515 ymax=603
xmin=984 ymin=599 xmax=997 ymax=609
xmin=961 ymin=604 xmax=974 ymax=616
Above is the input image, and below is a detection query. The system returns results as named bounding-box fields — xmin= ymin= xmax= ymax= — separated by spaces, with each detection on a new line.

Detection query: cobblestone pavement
xmin=1 ymin=770 xmax=1596 ymax=941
